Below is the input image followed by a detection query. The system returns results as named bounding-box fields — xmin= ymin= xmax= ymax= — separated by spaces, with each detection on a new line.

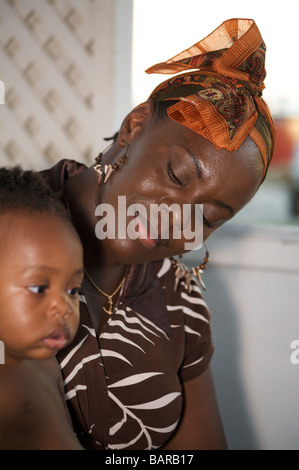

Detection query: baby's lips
xmin=43 ymin=327 xmax=70 ymax=350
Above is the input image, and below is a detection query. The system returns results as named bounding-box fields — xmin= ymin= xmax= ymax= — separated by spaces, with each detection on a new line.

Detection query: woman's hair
xmin=104 ymin=100 xmax=177 ymax=145
xmin=0 ymin=165 xmax=69 ymax=220
xmin=152 ymin=100 xmax=178 ymax=122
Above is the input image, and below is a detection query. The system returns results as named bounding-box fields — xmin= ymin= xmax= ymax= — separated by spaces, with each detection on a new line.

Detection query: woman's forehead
xmin=151 ymin=116 xmax=263 ymax=173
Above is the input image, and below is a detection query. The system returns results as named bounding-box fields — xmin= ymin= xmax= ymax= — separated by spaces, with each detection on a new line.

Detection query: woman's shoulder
xmin=40 ymin=159 xmax=87 ymax=193
xmin=151 ymin=258 xmax=213 ymax=381
xmin=150 ymin=257 xmax=211 ymax=319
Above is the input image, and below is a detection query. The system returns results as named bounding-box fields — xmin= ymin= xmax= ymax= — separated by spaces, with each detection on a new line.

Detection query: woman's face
xmin=96 ymin=104 xmax=263 ymax=265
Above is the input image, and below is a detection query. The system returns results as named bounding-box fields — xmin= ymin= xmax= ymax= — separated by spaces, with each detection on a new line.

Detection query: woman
xmin=41 ymin=19 xmax=275 ymax=450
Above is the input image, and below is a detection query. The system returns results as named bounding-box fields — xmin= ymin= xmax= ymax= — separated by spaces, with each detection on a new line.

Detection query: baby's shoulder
xmin=0 ymin=362 xmax=33 ymax=446
xmin=0 ymin=358 xmax=82 ymax=449
xmin=0 ymin=358 xmax=62 ymax=449
xmin=0 ymin=361 xmax=29 ymax=406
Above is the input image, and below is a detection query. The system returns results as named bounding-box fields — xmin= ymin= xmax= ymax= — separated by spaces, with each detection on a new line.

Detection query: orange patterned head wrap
xmin=146 ymin=18 xmax=276 ymax=181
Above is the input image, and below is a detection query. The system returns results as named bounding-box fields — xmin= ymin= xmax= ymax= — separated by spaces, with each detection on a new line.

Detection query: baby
xmin=0 ymin=166 xmax=84 ymax=449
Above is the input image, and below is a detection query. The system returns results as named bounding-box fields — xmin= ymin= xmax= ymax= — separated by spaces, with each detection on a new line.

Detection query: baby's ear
xmin=117 ymin=100 xmax=155 ymax=145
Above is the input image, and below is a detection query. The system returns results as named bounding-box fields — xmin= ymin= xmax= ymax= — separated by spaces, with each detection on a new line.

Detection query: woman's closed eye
xmin=167 ymin=162 xmax=184 ymax=186
xmin=203 ymin=214 xmax=213 ymax=229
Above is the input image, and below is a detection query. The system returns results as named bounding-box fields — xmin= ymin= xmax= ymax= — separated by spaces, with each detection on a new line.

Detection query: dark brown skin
xmin=65 ymin=99 xmax=264 ymax=449
xmin=0 ymin=358 xmax=83 ymax=450
xmin=0 ymin=212 xmax=84 ymax=449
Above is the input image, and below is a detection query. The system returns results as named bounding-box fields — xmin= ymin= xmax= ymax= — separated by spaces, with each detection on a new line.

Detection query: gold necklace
xmin=84 ymin=269 xmax=125 ymax=315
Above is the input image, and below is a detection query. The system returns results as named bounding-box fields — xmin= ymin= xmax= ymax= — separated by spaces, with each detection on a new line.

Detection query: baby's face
xmin=0 ymin=210 xmax=83 ymax=364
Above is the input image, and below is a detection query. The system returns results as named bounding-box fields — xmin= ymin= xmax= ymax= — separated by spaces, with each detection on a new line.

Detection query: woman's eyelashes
xmin=166 ymin=160 xmax=214 ymax=229
xmin=167 ymin=162 xmax=212 ymax=227
xmin=167 ymin=162 xmax=184 ymax=186
xmin=203 ymin=215 xmax=212 ymax=228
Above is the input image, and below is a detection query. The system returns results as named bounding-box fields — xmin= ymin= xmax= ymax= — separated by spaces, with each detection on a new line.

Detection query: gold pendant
xmin=103 ymin=297 xmax=113 ymax=315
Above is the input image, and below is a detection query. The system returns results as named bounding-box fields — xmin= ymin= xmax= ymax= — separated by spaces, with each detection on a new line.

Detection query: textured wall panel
xmin=0 ymin=0 xmax=116 ymax=170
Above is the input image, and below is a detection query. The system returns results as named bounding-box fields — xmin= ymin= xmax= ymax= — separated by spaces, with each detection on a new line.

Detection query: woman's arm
xmin=163 ymin=366 xmax=227 ymax=450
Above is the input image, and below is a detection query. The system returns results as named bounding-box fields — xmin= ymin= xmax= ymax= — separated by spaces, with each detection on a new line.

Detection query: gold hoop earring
xmin=170 ymin=243 xmax=210 ymax=293
xmin=94 ymin=143 xmax=128 ymax=184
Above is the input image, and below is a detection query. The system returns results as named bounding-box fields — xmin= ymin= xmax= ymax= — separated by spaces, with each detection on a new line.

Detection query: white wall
xmin=0 ymin=0 xmax=133 ymax=170
xmin=184 ymin=224 xmax=299 ymax=449
xmin=131 ymin=0 xmax=299 ymax=117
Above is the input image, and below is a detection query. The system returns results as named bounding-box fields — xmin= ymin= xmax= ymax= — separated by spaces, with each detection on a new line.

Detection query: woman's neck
xmin=64 ymin=166 xmax=127 ymax=292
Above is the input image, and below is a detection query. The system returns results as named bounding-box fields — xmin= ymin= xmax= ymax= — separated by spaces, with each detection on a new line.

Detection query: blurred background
xmin=0 ymin=0 xmax=298 ymax=450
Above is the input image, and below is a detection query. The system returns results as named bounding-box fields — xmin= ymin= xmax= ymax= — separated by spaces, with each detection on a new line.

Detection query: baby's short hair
xmin=0 ymin=165 xmax=69 ymax=220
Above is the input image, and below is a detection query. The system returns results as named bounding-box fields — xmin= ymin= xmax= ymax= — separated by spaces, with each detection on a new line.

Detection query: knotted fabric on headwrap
xmin=146 ymin=18 xmax=275 ymax=180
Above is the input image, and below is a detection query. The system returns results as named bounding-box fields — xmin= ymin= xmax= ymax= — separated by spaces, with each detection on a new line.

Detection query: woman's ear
xmin=117 ymin=100 xmax=155 ymax=146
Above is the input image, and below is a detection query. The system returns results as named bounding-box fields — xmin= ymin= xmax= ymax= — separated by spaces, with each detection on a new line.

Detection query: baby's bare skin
xmin=0 ymin=357 xmax=83 ymax=450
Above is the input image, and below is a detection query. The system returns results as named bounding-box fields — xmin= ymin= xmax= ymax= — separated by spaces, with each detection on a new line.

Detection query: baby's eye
xmin=28 ymin=285 xmax=48 ymax=295
xmin=67 ymin=287 xmax=80 ymax=297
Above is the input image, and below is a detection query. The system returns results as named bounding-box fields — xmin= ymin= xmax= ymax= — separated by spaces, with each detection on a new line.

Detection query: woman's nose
xmin=156 ymin=198 xmax=203 ymax=233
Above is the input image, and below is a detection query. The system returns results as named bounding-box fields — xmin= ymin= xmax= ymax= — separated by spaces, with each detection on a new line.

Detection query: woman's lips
xmin=134 ymin=212 xmax=158 ymax=249
xmin=43 ymin=327 xmax=70 ymax=350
